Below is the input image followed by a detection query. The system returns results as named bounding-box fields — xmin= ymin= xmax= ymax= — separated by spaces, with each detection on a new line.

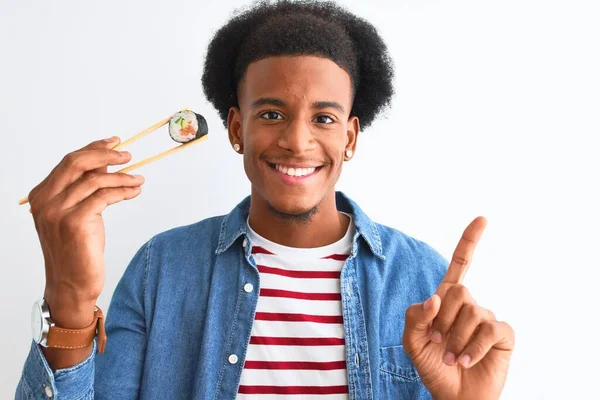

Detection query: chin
xmin=267 ymin=192 xmax=319 ymax=216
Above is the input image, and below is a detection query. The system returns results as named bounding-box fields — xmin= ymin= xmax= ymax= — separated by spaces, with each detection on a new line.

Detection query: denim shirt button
xmin=228 ymin=354 xmax=239 ymax=364
xmin=243 ymin=283 xmax=254 ymax=293
xmin=43 ymin=384 xmax=53 ymax=398
xmin=242 ymin=238 xmax=248 ymax=248
xmin=355 ymin=353 xmax=360 ymax=366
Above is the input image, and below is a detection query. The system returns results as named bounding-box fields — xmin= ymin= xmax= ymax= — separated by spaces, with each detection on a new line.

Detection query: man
xmin=17 ymin=1 xmax=514 ymax=399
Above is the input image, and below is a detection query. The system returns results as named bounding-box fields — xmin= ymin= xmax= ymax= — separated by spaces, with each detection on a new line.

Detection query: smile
xmin=266 ymin=162 xmax=322 ymax=182
xmin=274 ymin=164 xmax=316 ymax=177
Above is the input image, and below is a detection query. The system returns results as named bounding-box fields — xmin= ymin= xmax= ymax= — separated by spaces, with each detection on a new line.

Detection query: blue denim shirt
xmin=16 ymin=192 xmax=448 ymax=399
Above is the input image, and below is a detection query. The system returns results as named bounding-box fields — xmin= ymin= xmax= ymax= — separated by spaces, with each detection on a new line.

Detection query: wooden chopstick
xmin=18 ymin=110 xmax=204 ymax=206
xmin=112 ymin=115 xmax=172 ymax=151
xmin=116 ymin=135 xmax=207 ymax=174
xmin=19 ymin=141 xmax=122 ymax=206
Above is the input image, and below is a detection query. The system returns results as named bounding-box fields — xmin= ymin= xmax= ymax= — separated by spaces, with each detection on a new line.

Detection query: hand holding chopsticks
xmin=18 ymin=109 xmax=209 ymax=205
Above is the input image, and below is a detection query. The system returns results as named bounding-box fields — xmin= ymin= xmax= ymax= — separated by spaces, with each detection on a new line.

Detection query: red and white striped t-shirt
xmin=237 ymin=215 xmax=354 ymax=399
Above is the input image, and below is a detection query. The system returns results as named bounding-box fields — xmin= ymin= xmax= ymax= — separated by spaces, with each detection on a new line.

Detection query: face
xmin=228 ymin=55 xmax=359 ymax=217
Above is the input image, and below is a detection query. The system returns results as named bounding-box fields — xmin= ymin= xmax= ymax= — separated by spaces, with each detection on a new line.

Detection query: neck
xmin=248 ymin=190 xmax=349 ymax=248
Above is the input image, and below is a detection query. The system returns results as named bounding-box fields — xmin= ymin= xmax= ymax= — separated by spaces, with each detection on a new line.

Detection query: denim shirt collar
xmin=215 ymin=191 xmax=385 ymax=260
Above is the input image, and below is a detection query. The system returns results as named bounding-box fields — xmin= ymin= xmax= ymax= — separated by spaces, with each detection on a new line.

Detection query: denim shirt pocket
xmin=379 ymin=345 xmax=430 ymax=399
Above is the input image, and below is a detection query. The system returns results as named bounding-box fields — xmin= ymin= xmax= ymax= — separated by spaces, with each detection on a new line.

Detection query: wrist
xmin=44 ymin=295 xmax=98 ymax=329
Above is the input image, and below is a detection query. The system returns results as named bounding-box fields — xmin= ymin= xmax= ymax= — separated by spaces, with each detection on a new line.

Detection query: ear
xmin=344 ymin=116 xmax=360 ymax=160
xmin=227 ymin=106 xmax=243 ymax=151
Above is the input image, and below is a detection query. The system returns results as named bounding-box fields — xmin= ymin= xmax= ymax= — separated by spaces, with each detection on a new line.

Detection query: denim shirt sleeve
xmin=15 ymin=240 xmax=151 ymax=399
xmin=16 ymin=339 xmax=96 ymax=399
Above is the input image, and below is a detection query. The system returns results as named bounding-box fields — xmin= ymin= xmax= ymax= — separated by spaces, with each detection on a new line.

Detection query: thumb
xmin=403 ymin=294 xmax=441 ymax=347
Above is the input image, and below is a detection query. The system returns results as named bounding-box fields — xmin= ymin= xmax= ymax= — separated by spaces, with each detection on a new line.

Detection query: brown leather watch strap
xmin=46 ymin=306 xmax=107 ymax=354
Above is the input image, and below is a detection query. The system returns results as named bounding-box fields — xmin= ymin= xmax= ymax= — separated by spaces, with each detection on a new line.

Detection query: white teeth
xmin=274 ymin=164 xmax=316 ymax=177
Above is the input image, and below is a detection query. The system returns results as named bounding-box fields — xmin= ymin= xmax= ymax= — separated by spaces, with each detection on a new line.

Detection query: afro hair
xmin=201 ymin=0 xmax=394 ymax=130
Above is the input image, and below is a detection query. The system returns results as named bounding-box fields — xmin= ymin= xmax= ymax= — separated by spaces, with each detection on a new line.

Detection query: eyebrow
xmin=314 ymin=101 xmax=345 ymax=113
xmin=251 ymin=98 xmax=286 ymax=109
xmin=250 ymin=97 xmax=345 ymax=113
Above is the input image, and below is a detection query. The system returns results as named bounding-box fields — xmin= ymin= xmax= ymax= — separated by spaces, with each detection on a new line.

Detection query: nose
xmin=277 ymin=117 xmax=317 ymax=155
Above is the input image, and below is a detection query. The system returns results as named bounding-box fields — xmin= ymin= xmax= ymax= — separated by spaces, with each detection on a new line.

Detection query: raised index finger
xmin=441 ymin=216 xmax=488 ymax=285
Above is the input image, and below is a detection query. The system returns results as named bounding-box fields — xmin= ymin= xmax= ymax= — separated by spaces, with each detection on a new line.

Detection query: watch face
xmin=31 ymin=302 xmax=43 ymax=343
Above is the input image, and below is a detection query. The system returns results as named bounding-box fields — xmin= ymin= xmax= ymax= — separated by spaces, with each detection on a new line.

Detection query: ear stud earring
xmin=233 ymin=143 xmax=241 ymax=152
xmin=345 ymin=149 xmax=353 ymax=158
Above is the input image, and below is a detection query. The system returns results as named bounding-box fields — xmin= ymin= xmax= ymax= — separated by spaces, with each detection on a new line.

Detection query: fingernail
xmin=443 ymin=352 xmax=456 ymax=365
xmin=133 ymin=175 xmax=145 ymax=182
xmin=105 ymin=136 xmax=119 ymax=142
xmin=431 ymin=330 xmax=442 ymax=343
xmin=120 ymin=151 xmax=130 ymax=157
xmin=458 ymin=354 xmax=471 ymax=367
xmin=423 ymin=297 xmax=433 ymax=311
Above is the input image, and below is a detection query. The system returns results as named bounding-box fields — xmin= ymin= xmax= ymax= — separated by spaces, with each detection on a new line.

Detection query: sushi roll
xmin=168 ymin=109 xmax=208 ymax=143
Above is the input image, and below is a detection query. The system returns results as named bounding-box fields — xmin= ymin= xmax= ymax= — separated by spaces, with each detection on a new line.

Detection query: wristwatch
xmin=31 ymin=298 xmax=107 ymax=354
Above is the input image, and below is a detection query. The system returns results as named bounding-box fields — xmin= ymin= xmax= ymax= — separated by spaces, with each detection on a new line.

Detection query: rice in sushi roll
xmin=168 ymin=110 xmax=208 ymax=143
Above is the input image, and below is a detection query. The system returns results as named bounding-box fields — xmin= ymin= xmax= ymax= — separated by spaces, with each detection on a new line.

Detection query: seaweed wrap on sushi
xmin=168 ymin=109 xmax=208 ymax=143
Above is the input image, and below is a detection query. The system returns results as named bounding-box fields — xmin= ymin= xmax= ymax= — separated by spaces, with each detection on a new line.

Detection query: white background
xmin=1 ymin=0 xmax=598 ymax=398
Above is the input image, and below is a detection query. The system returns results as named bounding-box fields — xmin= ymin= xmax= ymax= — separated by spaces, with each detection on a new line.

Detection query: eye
xmin=314 ymin=115 xmax=335 ymax=124
xmin=260 ymin=111 xmax=284 ymax=120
